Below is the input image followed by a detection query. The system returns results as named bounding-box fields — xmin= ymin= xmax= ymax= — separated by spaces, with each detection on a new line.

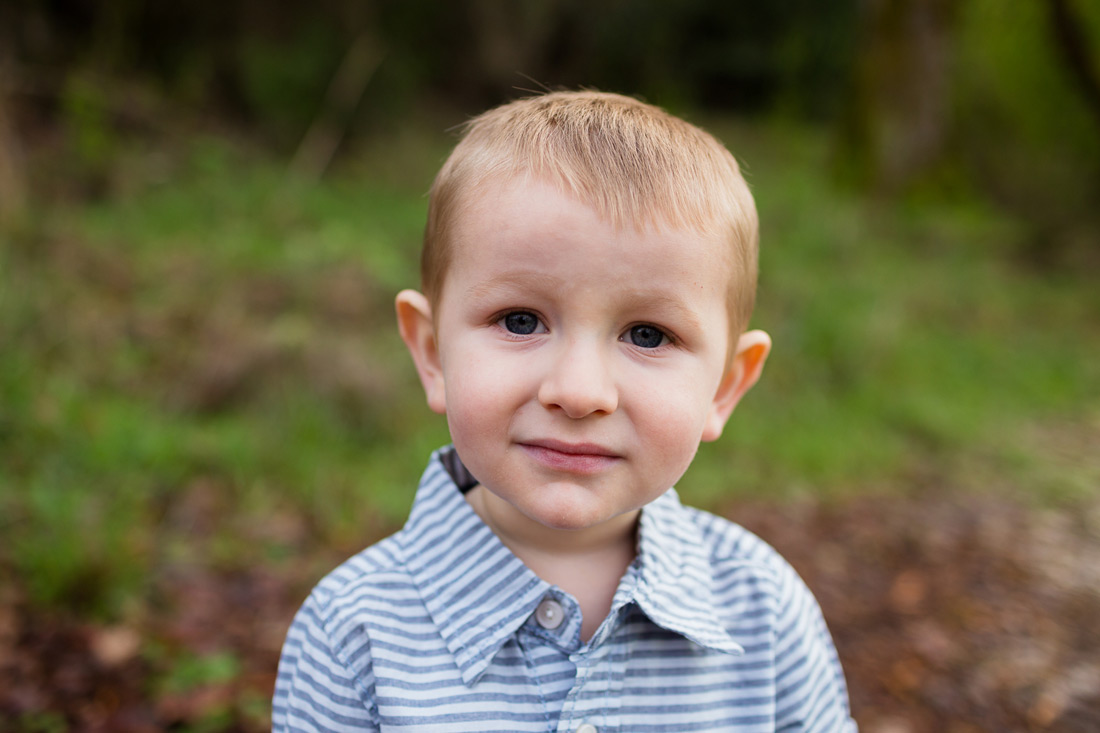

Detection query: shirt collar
xmin=400 ymin=448 xmax=550 ymax=686
xmin=630 ymin=489 xmax=745 ymax=656
xmin=401 ymin=448 xmax=743 ymax=687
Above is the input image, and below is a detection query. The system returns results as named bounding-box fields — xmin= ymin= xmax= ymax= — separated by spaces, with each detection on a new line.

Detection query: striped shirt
xmin=274 ymin=447 xmax=856 ymax=732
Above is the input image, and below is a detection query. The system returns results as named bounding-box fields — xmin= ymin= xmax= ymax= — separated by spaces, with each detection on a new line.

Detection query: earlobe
xmin=395 ymin=289 xmax=447 ymax=414
xmin=701 ymin=330 xmax=771 ymax=442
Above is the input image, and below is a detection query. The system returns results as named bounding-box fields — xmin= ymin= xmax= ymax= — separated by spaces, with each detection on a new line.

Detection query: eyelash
xmin=495 ymin=311 xmax=674 ymax=350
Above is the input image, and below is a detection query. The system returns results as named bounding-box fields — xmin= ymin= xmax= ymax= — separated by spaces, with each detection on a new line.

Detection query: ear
xmin=701 ymin=329 xmax=771 ymax=442
xmin=395 ymin=289 xmax=446 ymax=414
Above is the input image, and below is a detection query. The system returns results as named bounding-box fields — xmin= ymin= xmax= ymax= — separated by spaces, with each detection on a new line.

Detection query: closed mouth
xmin=518 ymin=440 xmax=621 ymax=474
xmin=520 ymin=439 xmax=617 ymax=457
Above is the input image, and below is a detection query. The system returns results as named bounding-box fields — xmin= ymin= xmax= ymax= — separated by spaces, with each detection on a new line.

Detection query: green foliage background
xmin=3 ymin=123 xmax=1096 ymax=620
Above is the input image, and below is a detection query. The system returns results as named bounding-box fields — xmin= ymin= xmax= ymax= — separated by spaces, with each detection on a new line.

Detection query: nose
xmin=538 ymin=337 xmax=619 ymax=418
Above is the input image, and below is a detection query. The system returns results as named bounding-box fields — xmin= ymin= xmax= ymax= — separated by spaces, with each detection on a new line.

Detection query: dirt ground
xmin=2 ymin=490 xmax=1098 ymax=732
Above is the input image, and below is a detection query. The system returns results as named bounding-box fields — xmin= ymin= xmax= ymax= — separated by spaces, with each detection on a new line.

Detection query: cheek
xmin=442 ymin=352 xmax=522 ymax=434
xmin=632 ymin=376 xmax=714 ymax=467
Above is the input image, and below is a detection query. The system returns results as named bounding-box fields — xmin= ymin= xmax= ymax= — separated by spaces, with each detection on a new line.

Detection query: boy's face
xmin=397 ymin=177 xmax=769 ymax=543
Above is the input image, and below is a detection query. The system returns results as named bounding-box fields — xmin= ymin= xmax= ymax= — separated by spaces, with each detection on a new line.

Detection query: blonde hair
xmin=422 ymin=91 xmax=759 ymax=335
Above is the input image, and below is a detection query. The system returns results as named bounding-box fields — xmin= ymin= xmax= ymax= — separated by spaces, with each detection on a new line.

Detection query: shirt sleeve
xmin=273 ymin=591 xmax=380 ymax=733
xmin=773 ymin=564 xmax=859 ymax=732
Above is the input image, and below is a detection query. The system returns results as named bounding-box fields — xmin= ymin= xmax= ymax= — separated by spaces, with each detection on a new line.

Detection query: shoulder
xmin=274 ymin=535 xmax=414 ymax=731
xmin=298 ymin=533 xmax=418 ymax=638
xmin=679 ymin=505 xmax=857 ymax=729
xmin=681 ymin=504 xmax=792 ymax=576
xmin=657 ymin=500 xmax=857 ymax=730
xmin=281 ymin=530 xmax=424 ymax=683
xmin=678 ymin=504 xmax=822 ymax=617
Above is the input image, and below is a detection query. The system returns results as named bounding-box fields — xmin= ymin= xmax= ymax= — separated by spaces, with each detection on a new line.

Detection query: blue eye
xmin=503 ymin=312 xmax=540 ymax=335
xmin=627 ymin=325 xmax=667 ymax=348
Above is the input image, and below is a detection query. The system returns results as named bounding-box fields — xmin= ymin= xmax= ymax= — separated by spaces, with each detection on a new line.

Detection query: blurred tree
xmin=0 ymin=26 xmax=28 ymax=225
xmin=953 ymin=0 xmax=1100 ymax=264
xmin=1047 ymin=0 xmax=1100 ymax=130
xmin=288 ymin=31 xmax=382 ymax=182
xmin=833 ymin=0 xmax=1099 ymax=264
xmin=6 ymin=0 xmax=1096 ymax=262
xmin=464 ymin=2 xmax=560 ymax=96
xmin=6 ymin=0 xmax=867 ymax=124
xmin=836 ymin=0 xmax=957 ymax=192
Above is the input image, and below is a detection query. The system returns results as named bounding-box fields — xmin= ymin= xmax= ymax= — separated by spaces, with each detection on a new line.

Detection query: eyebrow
xmin=468 ymin=271 xmax=568 ymax=300
xmin=620 ymin=290 xmax=705 ymax=333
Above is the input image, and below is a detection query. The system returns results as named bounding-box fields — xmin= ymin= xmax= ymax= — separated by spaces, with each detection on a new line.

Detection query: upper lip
xmin=520 ymin=439 xmax=619 ymax=457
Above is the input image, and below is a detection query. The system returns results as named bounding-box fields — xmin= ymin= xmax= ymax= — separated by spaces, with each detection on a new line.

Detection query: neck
xmin=465 ymin=485 xmax=638 ymax=640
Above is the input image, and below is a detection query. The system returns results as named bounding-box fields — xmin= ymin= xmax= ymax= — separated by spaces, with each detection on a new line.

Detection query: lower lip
xmin=520 ymin=444 xmax=620 ymax=475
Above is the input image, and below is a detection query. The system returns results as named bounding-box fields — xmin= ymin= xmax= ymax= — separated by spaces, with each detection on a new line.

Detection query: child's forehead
xmin=458 ymin=171 xmax=727 ymax=244
xmin=449 ymin=174 xmax=737 ymax=289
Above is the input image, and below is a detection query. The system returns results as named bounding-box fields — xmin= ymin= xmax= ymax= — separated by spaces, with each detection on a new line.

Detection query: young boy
xmin=274 ymin=91 xmax=856 ymax=732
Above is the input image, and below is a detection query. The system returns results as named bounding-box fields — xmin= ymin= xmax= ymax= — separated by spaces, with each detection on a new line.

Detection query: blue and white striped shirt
xmin=274 ymin=447 xmax=856 ymax=732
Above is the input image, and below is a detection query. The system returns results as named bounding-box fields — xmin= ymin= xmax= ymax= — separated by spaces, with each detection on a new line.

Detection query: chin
xmin=525 ymin=497 xmax=636 ymax=535
xmin=518 ymin=499 xmax=604 ymax=532
xmin=523 ymin=507 xmax=593 ymax=532
xmin=543 ymin=515 xmax=601 ymax=532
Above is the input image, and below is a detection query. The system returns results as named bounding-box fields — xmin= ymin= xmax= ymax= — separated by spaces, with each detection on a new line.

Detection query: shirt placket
xmin=556 ymin=617 xmax=627 ymax=733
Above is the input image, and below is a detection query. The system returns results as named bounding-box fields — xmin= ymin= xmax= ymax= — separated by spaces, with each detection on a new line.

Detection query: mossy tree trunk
xmin=836 ymin=0 xmax=957 ymax=193
xmin=0 ymin=43 xmax=27 ymax=227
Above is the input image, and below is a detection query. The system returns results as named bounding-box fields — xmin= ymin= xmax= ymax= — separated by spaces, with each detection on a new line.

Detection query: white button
xmin=535 ymin=598 xmax=564 ymax=629
xmin=575 ymin=724 xmax=597 ymax=733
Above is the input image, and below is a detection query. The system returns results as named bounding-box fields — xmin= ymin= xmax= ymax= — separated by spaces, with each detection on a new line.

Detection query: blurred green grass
xmin=1 ymin=121 xmax=1097 ymax=620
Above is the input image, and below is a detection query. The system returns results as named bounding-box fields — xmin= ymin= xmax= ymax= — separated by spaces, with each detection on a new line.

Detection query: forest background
xmin=1 ymin=1 xmax=1099 ymax=731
